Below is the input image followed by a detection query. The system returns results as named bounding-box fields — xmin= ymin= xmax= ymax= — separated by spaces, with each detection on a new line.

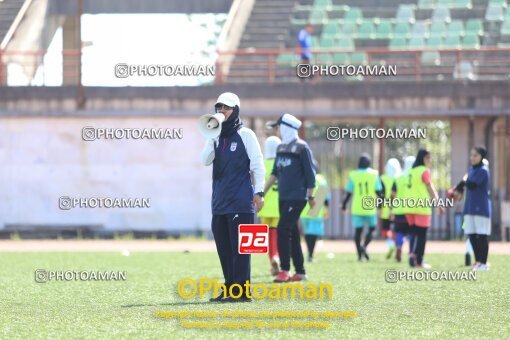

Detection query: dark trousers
xmin=305 ymin=234 xmax=318 ymax=258
xmin=411 ymin=226 xmax=428 ymax=265
xmin=211 ymin=213 xmax=253 ymax=293
xmin=277 ymin=200 xmax=307 ymax=274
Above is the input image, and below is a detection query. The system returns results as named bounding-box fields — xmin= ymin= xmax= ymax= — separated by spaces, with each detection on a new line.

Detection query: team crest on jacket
xmin=230 ymin=142 xmax=237 ymax=151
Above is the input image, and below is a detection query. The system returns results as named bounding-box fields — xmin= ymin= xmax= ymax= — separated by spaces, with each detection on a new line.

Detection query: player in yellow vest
xmin=392 ymin=156 xmax=415 ymax=262
xmin=342 ymin=153 xmax=384 ymax=261
xmin=406 ymin=149 xmax=444 ymax=268
xmin=300 ymin=160 xmax=330 ymax=262
xmin=380 ymin=158 xmax=401 ymax=260
xmin=258 ymin=136 xmax=282 ymax=275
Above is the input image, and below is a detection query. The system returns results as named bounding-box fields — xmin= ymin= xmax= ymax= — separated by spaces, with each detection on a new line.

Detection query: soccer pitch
xmin=1 ymin=251 xmax=509 ymax=339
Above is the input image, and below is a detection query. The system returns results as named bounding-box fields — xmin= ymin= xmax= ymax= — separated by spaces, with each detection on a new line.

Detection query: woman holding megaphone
xmin=200 ymin=92 xmax=266 ymax=302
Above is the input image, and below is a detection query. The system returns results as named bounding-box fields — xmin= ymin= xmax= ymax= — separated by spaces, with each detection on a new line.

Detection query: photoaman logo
xmin=238 ymin=224 xmax=268 ymax=254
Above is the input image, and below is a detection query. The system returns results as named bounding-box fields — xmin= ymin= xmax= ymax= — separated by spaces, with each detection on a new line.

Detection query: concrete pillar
xmin=62 ymin=16 xmax=80 ymax=85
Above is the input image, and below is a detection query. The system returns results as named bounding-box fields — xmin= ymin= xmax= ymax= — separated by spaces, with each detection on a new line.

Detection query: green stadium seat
xmin=313 ymin=0 xmax=332 ymax=9
xmin=350 ymin=52 xmax=368 ymax=64
xmin=421 ymin=51 xmax=441 ymax=65
xmin=501 ymin=21 xmax=510 ymax=36
xmin=430 ymin=22 xmax=447 ymax=37
xmin=337 ymin=37 xmax=355 ymax=50
xmin=320 ymin=36 xmax=336 ymax=49
xmin=506 ymin=8 xmax=510 ymax=18
xmin=358 ymin=22 xmax=376 ymax=38
xmin=312 ymin=36 xmax=321 ymax=48
xmin=396 ymin=4 xmax=416 ymax=23
xmin=394 ymin=22 xmax=411 ymax=38
xmin=444 ymin=35 xmax=461 ymax=48
xmin=290 ymin=18 xmax=308 ymax=26
xmin=465 ymin=19 xmax=484 ymax=36
xmin=427 ymin=36 xmax=443 ymax=49
xmin=322 ymin=22 xmax=340 ymax=37
xmin=344 ymin=8 xmax=363 ymax=24
xmin=408 ymin=36 xmax=426 ymax=48
xmin=447 ymin=20 xmax=465 ymax=36
xmin=488 ymin=0 xmax=507 ymax=7
xmin=418 ymin=0 xmax=435 ymax=9
xmin=389 ymin=36 xmax=407 ymax=49
xmin=454 ymin=0 xmax=472 ymax=9
xmin=277 ymin=54 xmax=297 ymax=66
xmin=485 ymin=4 xmax=504 ymax=21
xmin=317 ymin=53 xmax=334 ymax=64
xmin=432 ymin=6 xmax=451 ymax=22
xmin=411 ymin=22 xmax=429 ymax=37
xmin=341 ymin=21 xmax=358 ymax=36
xmin=332 ymin=53 xmax=350 ymax=63
xmin=462 ymin=34 xmax=480 ymax=48
xmin=375 ymin=21 xmax=393 ymax=39
xmin=310 ymin=10 xmax=327 ymax=24
xmin=453 ymin=61 xmax=475 ymax=80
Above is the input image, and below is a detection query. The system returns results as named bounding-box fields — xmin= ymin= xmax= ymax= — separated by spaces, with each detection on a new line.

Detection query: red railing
xmin=1 ymin=47 xmax=509 ymax=85
xmin=215 ymin=47 xmax=510 ymax=83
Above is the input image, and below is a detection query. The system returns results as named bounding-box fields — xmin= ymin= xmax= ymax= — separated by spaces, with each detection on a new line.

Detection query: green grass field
xmin=1 ymin=251 xmax=509 ymax=339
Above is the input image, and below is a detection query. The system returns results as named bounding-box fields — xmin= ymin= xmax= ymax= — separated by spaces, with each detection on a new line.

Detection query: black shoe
xmin=209 ymin=291 xmax=227 ymax=302
xmin=409 ymin=254 xmax=416 ymax=267
xmin=465 ymin=253 xmax=471 ymax=267
xmin=220 ymin=296 xmax=252 ymax=303
xmin=362 ymin=246 xmax=369 ymax=261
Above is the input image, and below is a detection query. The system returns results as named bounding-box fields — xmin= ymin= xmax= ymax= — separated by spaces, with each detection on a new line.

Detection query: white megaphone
xmin=199 ymin=113 xmax=224 ymax=139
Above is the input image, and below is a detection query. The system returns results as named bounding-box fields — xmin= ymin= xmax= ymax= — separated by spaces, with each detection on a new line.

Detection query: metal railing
xmin=215 ymin=47 xmax=510 ymax=83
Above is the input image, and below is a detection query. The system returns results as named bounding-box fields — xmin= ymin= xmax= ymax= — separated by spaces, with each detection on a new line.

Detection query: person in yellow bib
xmin=300 ymin=160 xmax=330 ymax=263
xmin=392 ymin=156 xmax=415 ymax=262
xmin=380 ymin=158 xmax=401 ymax=260
xmin=342 ymin=153 xmax=384 ymax=261
xmin=258 ymin=136 xmax=282 ymax=275
xmin=406 ymin=148 xmax=444 ymax=268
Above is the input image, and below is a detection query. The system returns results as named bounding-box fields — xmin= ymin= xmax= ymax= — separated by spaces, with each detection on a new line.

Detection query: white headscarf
xmin=264 ymin=136 xmax=281 ymax=159
xmin=403 ymin=156 xmax=416 ymax=175
xmin=278 ymin=113 xmax=301 ymax=144
xmin=385 ymin=158 xmax=402 ymax=179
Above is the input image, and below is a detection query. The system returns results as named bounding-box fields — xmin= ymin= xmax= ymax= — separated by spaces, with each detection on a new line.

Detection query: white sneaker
xmin=475 ymin=264 xmax=489 ymax=271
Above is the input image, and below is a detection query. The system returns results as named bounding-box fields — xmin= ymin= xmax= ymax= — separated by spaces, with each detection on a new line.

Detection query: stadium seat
xmin=430 ymin=22 xmax=447 ymax=37
xmin=317 ymin=52 xmax=333 ymax=64
xmin=344 ymin=8 xmax=363 ymax=24
xmin=312 ymin=36 xmax=321 ymax=48
xmin=322 ymin=22 xmax=340 ymax=37
xmin=427 ymin=36 xmax=443 ymax=49
xmin=418 ymin=0 xmax=435 ymax=9
xmin=488 ymin=0 xmax=507 ymax=7
xmin=310 ymin=9 xmax=328 ymax=24
xmin=337 ymin=37 xmax=355 ymax=50
xmin=341 ymin=21 xmax=358 ymax=36
xmin=358 ymin=22 xmax=376 ymax=39
xmin=332 ymin=52 xmax=350 ymax=63
xmin=320 ymin=36 xmax=335 ymax=49
xmin=447 ymin=20 xmax=465 ymax=36
xmin=462 ymin=34 xmax=480 ymax=48
xmin=389 ymin=36 xmax=407 ymax=49
xmin=375 ymin=21 xmax=393 ymax=39
xmin=408 ymin=36 xmax=426 ymax=49
xmin=394 ymin=22 xmax=411 ymax=38
xmin=412 ymin=22 xmax=430 ymax=38
xmin=432 ymin=6 xmax=451 ymax=23
xmin=350 ymin=52 xmax=368 ymax=64
xmin=421 ymin=51 xmax=441 ymax=65
xmin=444 ymin=35 xmax=461 ymax=48
xmin=501 ymin=20 xmax=510 ymax=36
xmin=453 ymin=61 xmax=475 ymax=80
xmin=396 ymin=4 xmax=416 ymax=23
xmin=485 ymin=4 xmax=504 ymax=21
xmin=465 ymin=19 xmax=484 ymax=36
xmin=313 ymin=0 xmax=333 ymax=10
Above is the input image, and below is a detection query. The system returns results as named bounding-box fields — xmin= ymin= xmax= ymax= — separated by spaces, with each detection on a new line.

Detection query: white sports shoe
xmin=475 ymin=264 xmax=489 ymax=271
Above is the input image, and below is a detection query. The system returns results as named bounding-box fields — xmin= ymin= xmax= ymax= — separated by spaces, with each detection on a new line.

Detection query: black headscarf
xmin=219 ymin=106 xmax=243 ymax=138
xmin=413 ymin=148 xmax=430 ymax=168
xmin=358 ymin=153 xmax=371 ymax=169
xmin=473 ymin=145 xmax=487 ymax=168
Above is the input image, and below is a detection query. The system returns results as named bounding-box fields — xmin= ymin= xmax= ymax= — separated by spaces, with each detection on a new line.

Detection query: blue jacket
xmin=463 ymin=163 xmax=491 ymax=218
xmin=271 ymin=139 xmax=316 ymax=201
xmin=201 ymin=127 xmax=265 ymax=215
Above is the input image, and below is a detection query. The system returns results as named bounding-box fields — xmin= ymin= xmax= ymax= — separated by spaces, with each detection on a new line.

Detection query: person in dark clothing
xmin=201 ymin=92 xmax=266 ymax=302
xmin=264 ymin=113 xmax=316 ymax=282
xmin=453 ymin=146 xmax=491 ymax=271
